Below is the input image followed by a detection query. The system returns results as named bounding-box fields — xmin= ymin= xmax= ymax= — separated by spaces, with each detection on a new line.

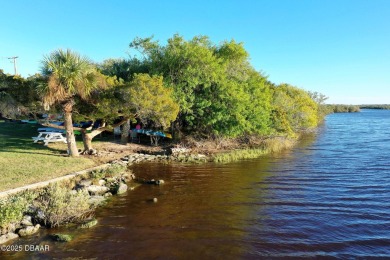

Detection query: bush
xmin=104 ymin=164 xmax=126 ymax=177
xmin=90 ymin=164 xmax=126 ymax=180
xmin=34 ymin=183 xmax=91 ymax=227
xmin=0 ymin=191 xmax=37 ymax=230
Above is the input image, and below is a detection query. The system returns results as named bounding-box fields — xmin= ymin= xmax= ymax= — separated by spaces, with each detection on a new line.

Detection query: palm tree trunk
xmin=63 ymin=102 xmax=79 ymax=157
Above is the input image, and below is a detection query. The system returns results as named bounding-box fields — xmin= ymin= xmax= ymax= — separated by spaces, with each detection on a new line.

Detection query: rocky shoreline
xmin=117 ymin=148 xmax=208 ymax=164
xmin=0 ymin=147 xmax=212 ymax=245
xmin=0 ymin=144 xmax=278 ymax=246
xmin=0 ymin=162 xmax=145 ymax=245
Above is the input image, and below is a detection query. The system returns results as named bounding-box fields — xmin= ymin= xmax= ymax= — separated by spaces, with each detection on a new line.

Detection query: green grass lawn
xmin=0 ymin=121 xmax=96 ymax=192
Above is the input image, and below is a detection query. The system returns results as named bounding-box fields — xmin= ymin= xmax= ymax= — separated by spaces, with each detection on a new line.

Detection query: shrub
xmin=104 ymin=164 xmax=126 ymax=177
xmin=0 ymin=191 xmax=37 ymax=230
xmin=90 ymin=164 xmax=126 ymax=180
xmin=34 ymin=183 xmax=91 ymax=227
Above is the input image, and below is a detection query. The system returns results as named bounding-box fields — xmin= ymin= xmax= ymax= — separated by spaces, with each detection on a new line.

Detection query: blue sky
xmin=0 ymin=0 xmax=389 ymax=104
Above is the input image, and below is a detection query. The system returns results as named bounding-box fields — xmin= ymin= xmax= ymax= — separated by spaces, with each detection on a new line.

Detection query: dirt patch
xmin=86 ymin=141 xmax=169 ymax=164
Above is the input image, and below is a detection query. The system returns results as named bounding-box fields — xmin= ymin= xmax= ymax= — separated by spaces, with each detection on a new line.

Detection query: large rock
xmin=51 ymin=233 xmax=72 ymax=242
xmin=104 ymin=192 xmax=113 ymax=198
xmin=79 ymin=179 xmax=93 ymax=187
xmin=21 ymin=215 xmax=33 ymax=227
xmin=32 ymin=209 xmax=46 ymax=223
xmin=87 ymin=185 xmax=109 ymax=195
xmin=0 ymin=223 xmax=18 ymax=235
xmin=116 ymin=183 xmax=128 ymax=195
xmin=171 ymin=147 xmax=190 ymax=155
xmin=145 ymin=179 xmax=165 ymax=185
xmin=88 ymin=195 xmax=106 ymax=207
xmin=156 ymin=180 xmax=165 ymax=185
xmin=18 ymin=224 xmax=40 ymax=237
xmin=0 ymin=232 xmax=19 ymax=244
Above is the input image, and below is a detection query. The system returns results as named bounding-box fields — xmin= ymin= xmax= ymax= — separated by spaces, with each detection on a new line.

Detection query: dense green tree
xmin=127 ymin=73 xmax=179 ymax=128
xmin=359 ymin=104 xmax=390 ymax=109
xmin=130 ymin=35 xmax=220 ymax=133
xmin=329 ymin=104 xmax=360 ymax=113
xmin=271 ymin=84 xmax=319 ymax=135
xmin=98 ymin=58 xmax=148 ymax=81
xmin=210 ymin=41 xmax=272 ymax=136
xmin=129 ymin=35 xmax=274 ymax=138
xmin=71 ymin=73 xmax=178 ymax=152
xmin=0 ymin=70 xmax=43 ymax=119
xmin=0 ymin=91 xmax=18 ymax=119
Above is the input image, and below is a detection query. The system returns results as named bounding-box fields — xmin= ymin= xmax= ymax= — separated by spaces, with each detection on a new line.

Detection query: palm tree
xmin=40 ymin=49 xmax=98 ymax=157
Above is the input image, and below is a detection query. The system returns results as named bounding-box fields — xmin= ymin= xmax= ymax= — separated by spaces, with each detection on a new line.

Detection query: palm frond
xmin=40 ymin=49 xmax=102 ymax=108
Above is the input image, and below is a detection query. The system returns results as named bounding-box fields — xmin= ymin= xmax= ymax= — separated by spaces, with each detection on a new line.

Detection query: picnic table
xmin=37 ymin=127 xmax=65 ymax=133
xmin=32 ymin=132 xmax=67 ymax=146
xmin=133 ymin=129 xmax=169 ymax=146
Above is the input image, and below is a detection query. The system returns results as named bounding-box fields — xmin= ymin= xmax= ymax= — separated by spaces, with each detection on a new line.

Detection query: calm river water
xmin=3 ymin=109 xmax=390 ymax=259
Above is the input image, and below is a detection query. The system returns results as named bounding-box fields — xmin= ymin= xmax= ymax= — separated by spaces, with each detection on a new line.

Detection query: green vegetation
xmin=34 ymin=183 xmax=91 ymax=227
xmin=271 ymin=84 xmax=319 ymax=135
xmin=0 ymin=191 xmax=37 ymax=228
xmin=1 ymin=35 xmax=333 ymax=153
xmin=127 ymin=74 xmax=179 ymax=129
xmin=212 ymin=137 xmax=296 ymax=163
xmin=96 ymin=163 xmax=126 ymax=177
xmin=359 ymin=104 xmax=390 ymax=109
xmin=0 ymin=71 xmax=42 ymax=119
xmin=130 ymin=36 xmax=270 ymax=137
xmin=0 ymin=164 xmax=126 ymax=233
xmin=0 ymin=121 xmax=95 ymax=192
xmin=327 ymin=104 xmax=360 ymax=113
xmin=213 ymin=149 xmax=269 ymax=163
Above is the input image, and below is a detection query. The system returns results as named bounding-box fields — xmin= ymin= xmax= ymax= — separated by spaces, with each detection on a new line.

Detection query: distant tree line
xmin=326 ymin=104 xmax=360 ymax=113
xmin=359 ymin=104 xmax=390 ymax=110
xmin=1 ymin=34 xmax=339 ymax=156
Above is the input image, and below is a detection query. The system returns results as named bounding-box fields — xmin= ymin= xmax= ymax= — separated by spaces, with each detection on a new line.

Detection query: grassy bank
xmin=0 ymin=121 xmax=96 ymax=192
xmin=211 ymin=137 xmax=296 ymax=163
xmin=179 ymin=135 xmax=296 ymax=163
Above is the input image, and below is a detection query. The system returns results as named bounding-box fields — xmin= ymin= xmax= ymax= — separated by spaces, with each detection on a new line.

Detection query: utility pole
xmin=7 ymin=56 xmax=18 ymax=75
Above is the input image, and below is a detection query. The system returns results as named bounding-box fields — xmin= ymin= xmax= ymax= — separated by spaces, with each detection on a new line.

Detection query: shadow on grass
xmin=0 ymin=121 xmax=170 ymax=156
xmin=0 ymin=121 xmax=66 ymax=156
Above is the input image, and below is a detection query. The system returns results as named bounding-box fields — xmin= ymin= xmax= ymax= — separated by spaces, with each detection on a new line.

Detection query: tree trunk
xmin=78 ymin=118 xmax=129 ymax=154
xmin=81 ymin=128 xmax=105 ymax=154
xmin=81 ymin=130 xmax=93 ymax=153
xmin=121 ymin=119 xmax=130 ymax=144
xmin=63 ymin=102 xmax=79 ymax=157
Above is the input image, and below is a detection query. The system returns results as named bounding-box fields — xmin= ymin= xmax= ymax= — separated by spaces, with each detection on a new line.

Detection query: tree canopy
xmin=1 ymin=34 xmax=331 ymax=155
xmin=128 ymin=35 xmax=279 ymax=137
